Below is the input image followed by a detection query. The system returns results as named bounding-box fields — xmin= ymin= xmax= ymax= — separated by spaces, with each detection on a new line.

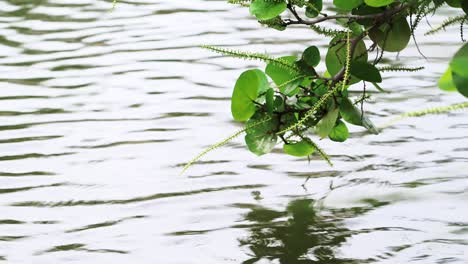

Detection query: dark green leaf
xmin=326 ymin=36 xmax=368 ymax=84
xmin=265 ymin=88 xmax=275 ymax=114
xmin=305 ymin=0 xmax=323 ymax=18
xmin=334 ymin=0 xmax=363 ymax=10
xmin=302 ymin=46 xmax=321 ymax=67
xmin=369 ymin=16 xmax=411 ymax=52
xmin=350 ymin=61 xmax=382 ymax=83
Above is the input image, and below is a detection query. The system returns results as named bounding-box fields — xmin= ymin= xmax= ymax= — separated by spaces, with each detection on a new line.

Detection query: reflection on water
xmin=0 ymin=0 xmax=467 ymax=263
xmin=239 ymin=199 xmax=360 ymax=264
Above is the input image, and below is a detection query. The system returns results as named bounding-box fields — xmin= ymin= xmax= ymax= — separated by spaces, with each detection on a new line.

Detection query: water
xmin=0 ymin=1 xmax=467 ymax=263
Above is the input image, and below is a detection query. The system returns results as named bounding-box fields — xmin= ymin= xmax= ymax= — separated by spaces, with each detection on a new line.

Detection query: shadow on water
xmin=236 ymin=198 xmax=388 ymax=264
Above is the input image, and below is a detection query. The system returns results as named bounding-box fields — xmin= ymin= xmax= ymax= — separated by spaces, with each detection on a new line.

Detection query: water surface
xmin=0 ymin=1 xmax=467 ymax=263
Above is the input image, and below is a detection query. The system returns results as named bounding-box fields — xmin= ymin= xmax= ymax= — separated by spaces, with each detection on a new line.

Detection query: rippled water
xmin=0 ymin=1 xmax=467 ymax=263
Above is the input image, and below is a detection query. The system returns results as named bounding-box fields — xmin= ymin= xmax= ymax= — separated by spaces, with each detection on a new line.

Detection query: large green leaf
xmin=326 ymin=36 xmax=368 ymax=83
xmin=350 ymin=61 xmax=382 ymax=83
xmin=334 ymin=0 xmax=363 ymax=10
xmin=283 ymin=139 xmax=316 ymax=157
xmin=316 ymin=106 xmax=340 ymax=138
xmin=329 ymin=120 xmax=349 ymax=142
xmin=364 ymin=0 xmax=394 ymax=7
xmin=339 ymin=98 xmax=379 ymax=134
xmin=245 ymin=113 xmax=279 ymax=156
xmin=250 ymin=0 xmax=287 ymax=20
xmin=231 ymin=69 xmax=269 ymax=122
xmin=369 ymin=17 xmax=411 ymax=52
xmin=265 ymin=88 xmax=275 ymax=114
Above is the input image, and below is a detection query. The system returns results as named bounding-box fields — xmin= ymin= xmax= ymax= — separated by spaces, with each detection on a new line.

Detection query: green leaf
xmin=265 ymin=88 xmax=275 ymax=114
xmin=438 ymin=67 xmax=457 ymax=92
xmin=266 ymin=56 xmax=303 ymax=95
xmin=329 ymin=120 xmax=349 ymax=142
xmin=326 ymin=36 xmax=368 ymax=84
xmin=245 ymin=113 xmax=279 ymax=156
xmin=231 ymin=69 xmax=269 ymax=122
xmin=283 ymin=139 xmax=316 ymax=157
xmin=334 ymin=0 xmax=363 ymax=10
xmin=250 ymin=0 xmax=287 ymax=20
xmin=339 ymin=98 xmax=379 ymax=134
xmin=369 ymin=16 xmax=411 ymax=52
xmin=364 ymin=0 xmax=394 ymax=7
xmin=445 ymin=0 xmax=462 ymax=8
xmin=350 ymin=61 xmax=382 ymax=83
xmin=305 ymin=0 xmax=323 ymax=18
xmin=462 ymin=0 xmax=468 ymax=14
xmin=301 ymin=46 xmax=321 ymax=67
xmin=315 ymin=106 xmax=339 ymax=138
xmin=452 ymin=71 xmax=468 ymax=98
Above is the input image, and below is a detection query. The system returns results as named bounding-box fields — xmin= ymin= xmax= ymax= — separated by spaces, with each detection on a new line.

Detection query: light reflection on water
xmin=0 ymin=0 xmax=467 ymax=263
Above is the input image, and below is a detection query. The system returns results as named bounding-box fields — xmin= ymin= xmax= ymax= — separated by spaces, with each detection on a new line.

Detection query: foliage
xmin=182 ymin=0 xmax=468 ymax=173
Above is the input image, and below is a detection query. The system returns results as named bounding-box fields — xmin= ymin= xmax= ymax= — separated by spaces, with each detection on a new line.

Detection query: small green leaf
xmin=245 ymin=113 xmax=279 ymax=156
xmin=316 ymin=106 xmax=340 ymax=138
xmin=364 ymin=0 xmax=394 ymax=7
xmin=438 ymin=67 xmax=458 ymax=92
xmin=250 ymin=0 xmax=287 ymax=20
xmin=231 ymin=69 xmax=269 ymax=122
xmin=265 ymin=88 xmax=275 ymax=114
xmin=326 ymin=36 xmax=368 ymax=84
xmin=334 ymin=0 xmax=363 ymax=10
xmin=329 ymin=120 xmax=349 ymax=142
xmin=339 ymin=98 xmax=379 ymax=134
xmin=283 ymin=139 xmax=316 ymax=157
xmin=350 ymin=61 xmax=382 ymax=83
xmin=452 ymin=71 xmax=468 ymax=98
xmin=302 ymin=46 xmax=321 ymax=67
xmin=305 ymin=0 xmax=323 ymax=18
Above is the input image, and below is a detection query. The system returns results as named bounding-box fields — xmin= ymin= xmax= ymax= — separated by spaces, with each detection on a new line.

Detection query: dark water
xmin=0 ymin=0 xmax=467 ymax=263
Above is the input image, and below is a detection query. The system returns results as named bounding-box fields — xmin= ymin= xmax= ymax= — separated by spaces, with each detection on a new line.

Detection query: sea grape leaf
xmin=305 ymin=0 xmax=323 ymax=18
xmin=329 ymin=120 xmax=349 ymax=142
xmin=316 ymin=105 xmax=340 ymax=138
xmin=266 ymin=56 xmax=303 ymax=95
xmin=334 ymin=0 xmax=363 ymax=10
xmin=250 ymin=0 xmax=287 ymax=20
xmin=283 ymin=139 xmax=316 ymax=157
xmin=231 ymin=69 xmax=269 ymax=122
xmin=339 ymin=97 xmax=379 ymax=134
xmin=265 ymin=88 xmax=275 ymax=114
xmin=326 ymin=36 xmax=368 ymax=84
xmin=364 ymin=0 xmax=394 ymax=7
xmin=369 ymin=16 xmax=411 ymax=52
xmin=245 ymin=112 xmax=279 ymax=156
xmin=438 ymin=67 xmax=457 ymax=92
xmin=302 ymin=46 xmax=321 ymax=67
xmin=350 ymin=61 xmax=382 ymax=83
